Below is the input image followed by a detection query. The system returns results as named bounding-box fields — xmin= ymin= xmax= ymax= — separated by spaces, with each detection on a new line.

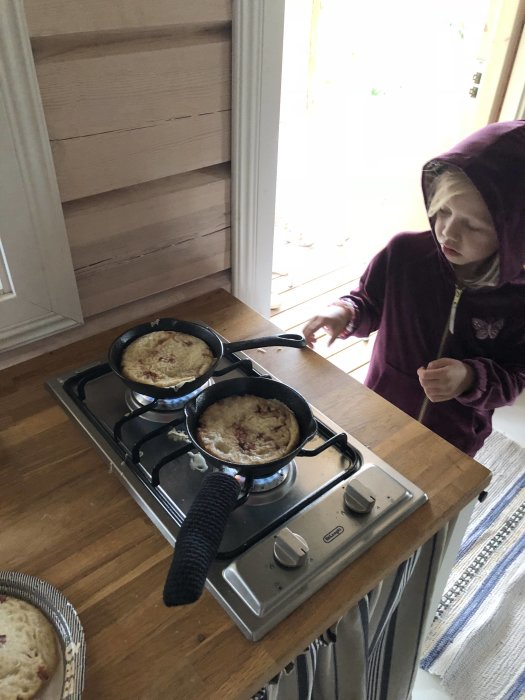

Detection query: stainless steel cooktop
xmin=46 ymin=349 xmax=427 ymax=640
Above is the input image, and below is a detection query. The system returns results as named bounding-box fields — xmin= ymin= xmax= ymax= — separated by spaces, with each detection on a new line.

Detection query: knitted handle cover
xmin=163 ymin=471 xmax=241 ymax=606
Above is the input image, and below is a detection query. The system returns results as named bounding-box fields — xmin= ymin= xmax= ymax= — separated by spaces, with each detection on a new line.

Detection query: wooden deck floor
xmin=270 ymin=239 xmax=375 ymax=383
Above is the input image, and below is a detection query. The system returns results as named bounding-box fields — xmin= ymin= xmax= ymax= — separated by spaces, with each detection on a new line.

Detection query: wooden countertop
xmin=0 ymin=289 xmax=491 ymax=699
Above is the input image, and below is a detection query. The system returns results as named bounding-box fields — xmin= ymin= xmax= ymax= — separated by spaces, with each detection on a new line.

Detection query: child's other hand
xmin=417 ymin=358 xmax=475 ymax=402
xmin=302 ymin=306 xmax=351 ymax=348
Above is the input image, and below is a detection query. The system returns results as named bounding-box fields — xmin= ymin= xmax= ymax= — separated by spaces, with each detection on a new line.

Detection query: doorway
xmin=269 ymin=0 xmax=497 ymax=375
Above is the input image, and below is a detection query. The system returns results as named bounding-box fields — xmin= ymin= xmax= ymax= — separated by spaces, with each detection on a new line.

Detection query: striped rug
xmin=420 ymin=430 xmax=525 ymax=700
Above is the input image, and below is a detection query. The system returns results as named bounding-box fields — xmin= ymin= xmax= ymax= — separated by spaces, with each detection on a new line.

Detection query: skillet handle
xmin=163 ymin=472 xmax=241 ymax=606
xmin=224 ymin=333 xmax=306 ymax=352
xmin=298 ymin=432 xmax=348 ymax=457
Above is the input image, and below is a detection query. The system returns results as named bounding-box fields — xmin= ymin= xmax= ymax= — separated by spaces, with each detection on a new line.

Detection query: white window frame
xmin=0 ymin=1 xmax=82 ymax=352
xmin=499 ymin=22 xmax=525 ymax=120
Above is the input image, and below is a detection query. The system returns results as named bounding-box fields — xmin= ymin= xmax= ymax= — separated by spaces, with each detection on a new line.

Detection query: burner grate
xmin=59 ymin=357 xmax=361 ymax=559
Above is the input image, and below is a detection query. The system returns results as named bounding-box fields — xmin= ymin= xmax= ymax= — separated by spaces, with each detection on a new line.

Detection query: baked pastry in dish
xmin=121 ymin=330 xmax=214 ymax=388
xmin=196 ymin=394 xmax=300 ymax=464
xmin=0 ymin=595 xmax=59 ymax=700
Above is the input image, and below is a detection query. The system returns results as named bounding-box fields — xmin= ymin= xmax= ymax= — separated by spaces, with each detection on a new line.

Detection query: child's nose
xmin=443 ymin=218 xmax=461 ymax=242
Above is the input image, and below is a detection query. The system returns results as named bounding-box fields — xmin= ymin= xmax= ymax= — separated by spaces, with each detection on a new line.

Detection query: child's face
xmin=434 ymin=186 xmax=498 ymax=273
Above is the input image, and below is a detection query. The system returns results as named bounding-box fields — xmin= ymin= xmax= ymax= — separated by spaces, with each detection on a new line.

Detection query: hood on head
xmin=422 ymin=120 xmax=525 ymax=286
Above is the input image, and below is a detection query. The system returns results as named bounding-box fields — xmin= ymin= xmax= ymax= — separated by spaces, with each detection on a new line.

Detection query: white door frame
xmin=231 ymin=0 xmax=285 ymax=317
xmin=499 ymin=19 xmax=525 ymax=119
xmin=0 ymin=1 xmax=83 ymax=351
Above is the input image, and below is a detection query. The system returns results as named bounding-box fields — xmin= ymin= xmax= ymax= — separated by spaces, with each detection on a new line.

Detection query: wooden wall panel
xmin=23 ymin=0 xmax=231 ymax=37
xmin=77 ymin=228 xmax=230 ymax=316
xmin=52 ymin=110 xmax=230 ymax=202
xmin=66 ymin=164 xmax=230 ymax=316
xmin=32 ymin=29 xmax=231 ymax=139
xmin=64 ymin=165 xmax=230 ymax=271
xmin=22 ymin=0 xmax=233 ymax=325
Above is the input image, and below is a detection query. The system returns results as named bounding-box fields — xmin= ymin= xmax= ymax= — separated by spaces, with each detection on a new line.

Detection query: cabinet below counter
xmin=0 ymin=289 xmax=491 ymax=699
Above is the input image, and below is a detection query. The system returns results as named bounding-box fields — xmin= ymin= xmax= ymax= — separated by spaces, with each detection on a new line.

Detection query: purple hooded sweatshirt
xmin=342 ymin=120 xmax=525 ymax=456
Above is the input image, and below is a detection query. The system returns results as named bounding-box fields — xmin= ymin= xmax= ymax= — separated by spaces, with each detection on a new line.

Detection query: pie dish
xmin=0 ymin=572 xmax=85 ymax=700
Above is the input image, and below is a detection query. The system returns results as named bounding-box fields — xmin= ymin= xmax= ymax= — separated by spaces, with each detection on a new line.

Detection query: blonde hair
xmin=427 ymin=167 xmax=500 ymax=288
xmin=427 ymin=168 xmax=476 ymax=218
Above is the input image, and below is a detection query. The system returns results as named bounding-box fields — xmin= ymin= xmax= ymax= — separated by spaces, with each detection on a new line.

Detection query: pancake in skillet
xmin=196 ymin=394 xmax=300 ymax=464
xmin=121 ymin=330 xmax=214 ymax=388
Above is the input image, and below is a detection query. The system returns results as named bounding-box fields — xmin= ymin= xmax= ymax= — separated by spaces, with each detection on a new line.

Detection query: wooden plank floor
xmin=270 ymin=240 xmax=375 ymax=383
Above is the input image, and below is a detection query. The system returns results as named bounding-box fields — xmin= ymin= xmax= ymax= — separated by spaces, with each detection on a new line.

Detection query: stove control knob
xmin=344 ymin=478 xmax=376 ymax=514
xmin=273 ymin=527 xmax=309 ymax=568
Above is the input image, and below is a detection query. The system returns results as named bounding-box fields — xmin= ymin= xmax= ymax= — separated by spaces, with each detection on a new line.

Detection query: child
xmin=303 ymin=120 xmax=525 ymax=456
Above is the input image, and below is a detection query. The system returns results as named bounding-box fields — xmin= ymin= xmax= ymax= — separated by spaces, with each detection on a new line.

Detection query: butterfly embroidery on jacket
xmin=472 ymin=317 xmax=504 ymax=340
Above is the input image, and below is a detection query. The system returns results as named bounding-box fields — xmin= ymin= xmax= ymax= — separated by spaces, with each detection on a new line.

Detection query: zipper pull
xmin=449 ymin=286 xmax=463 ymax=334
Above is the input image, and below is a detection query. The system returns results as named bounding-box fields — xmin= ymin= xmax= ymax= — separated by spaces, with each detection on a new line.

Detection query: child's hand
xmin=417 ymin=358 xmax=475 ymax=402
xmin=302 ymin=306 xmax=352 ymax=348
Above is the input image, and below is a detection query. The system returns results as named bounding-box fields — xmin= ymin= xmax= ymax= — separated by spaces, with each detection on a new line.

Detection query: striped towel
xmin=420 ymin=430 xmax=525 ymax=700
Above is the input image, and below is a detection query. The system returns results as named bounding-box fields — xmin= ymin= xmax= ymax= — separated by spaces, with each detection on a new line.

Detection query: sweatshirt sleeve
xmin=457 ymin=357 xmax=525 ymax=410
xmin=339 ymin=244 xmax=389 ymax=338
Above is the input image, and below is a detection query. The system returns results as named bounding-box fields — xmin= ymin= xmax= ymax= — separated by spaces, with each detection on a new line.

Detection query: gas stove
xmin=46 ymin=347 xmax=427 ymax=640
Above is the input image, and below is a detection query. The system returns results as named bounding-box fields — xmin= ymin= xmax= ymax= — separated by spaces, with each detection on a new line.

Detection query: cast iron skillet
xmin=185 ymin=376 xmax=318 ymax=476
xmin=163 ymin=377 xmax=347 ymax=606
xmin=108 ymin=318 xmax=306 ymax=399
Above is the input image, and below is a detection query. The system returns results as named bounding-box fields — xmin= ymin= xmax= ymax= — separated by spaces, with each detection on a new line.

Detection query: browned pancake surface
xmin=121 ymin=330 xmax=214 ymax=388
xmin=196 ymin=395 xmax=300 ymax=464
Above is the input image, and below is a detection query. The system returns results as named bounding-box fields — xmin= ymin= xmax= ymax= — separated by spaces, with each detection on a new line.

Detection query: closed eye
xmin=465 ymin=222 xmax=494 ymax=235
